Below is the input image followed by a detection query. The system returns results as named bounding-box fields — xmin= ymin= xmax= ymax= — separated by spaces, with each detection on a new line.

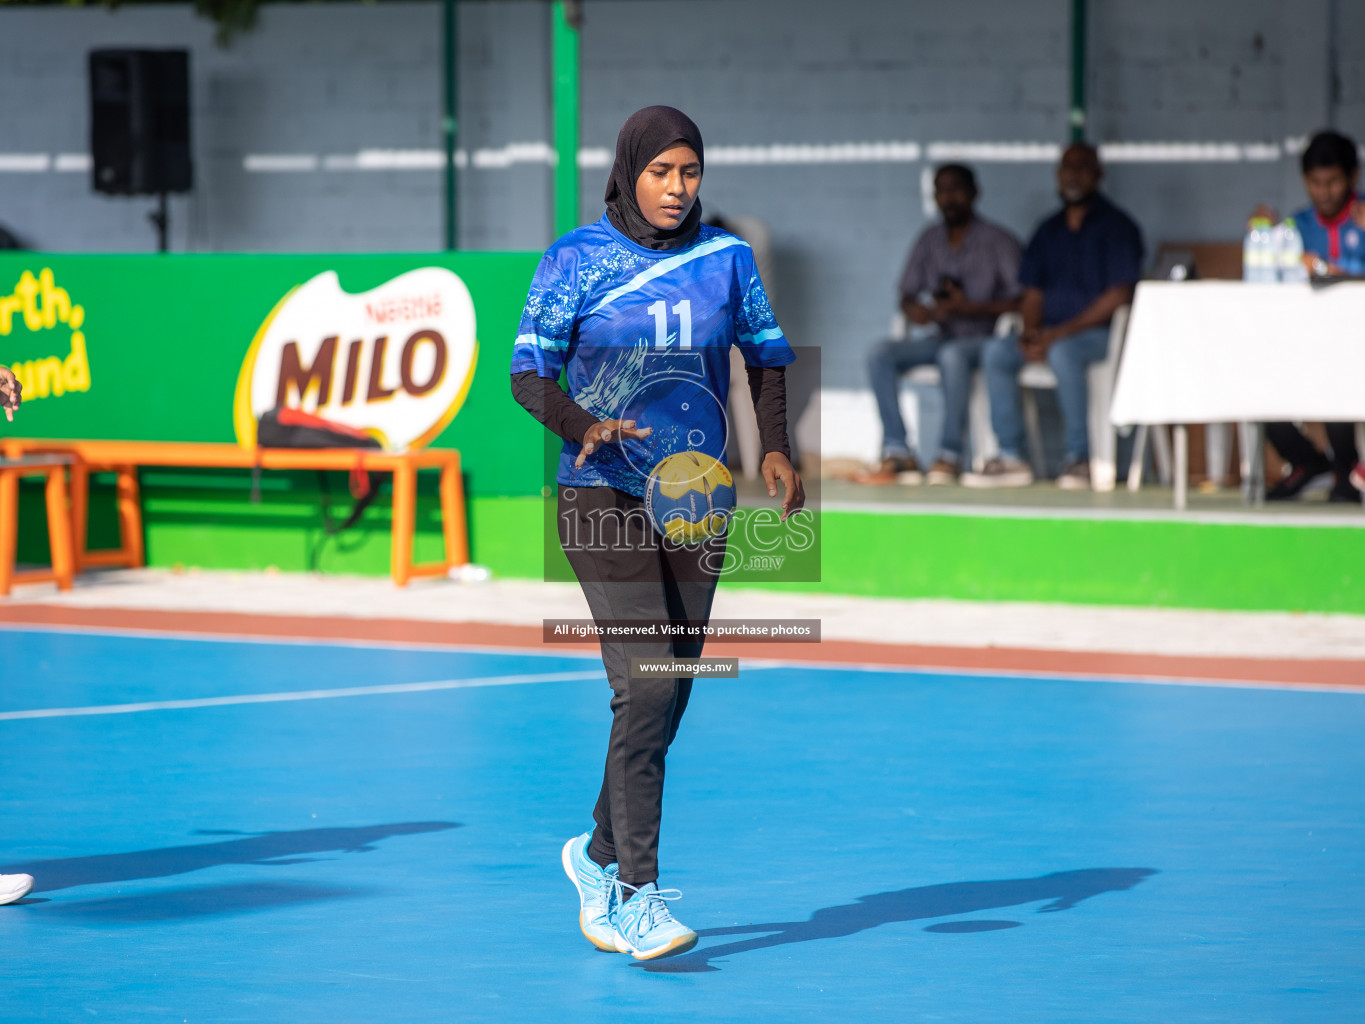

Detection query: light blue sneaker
xmin=561 ymin=832 xmax=620 ymax=951
xmin=612 ymin=881 xmax=698 ymax=960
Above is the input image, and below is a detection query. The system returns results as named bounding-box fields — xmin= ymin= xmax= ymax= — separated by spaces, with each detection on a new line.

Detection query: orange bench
xmin=0 ymin=440 xmax=468 ymax=588
xmin=0 ymin=453 xmax=77 ymax=596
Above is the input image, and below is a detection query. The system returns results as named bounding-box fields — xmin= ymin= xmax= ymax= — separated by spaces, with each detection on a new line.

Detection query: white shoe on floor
xmin=0 ymin=873 xmax=34 ymax=905
xmin=612 ymin=881 xmax=698 ymax=960
xmin=1056 ymin=457 xmax=1092 ymax=491
xmin=561 ymin=833 xmax=620 ymax=951
xmin=961 ymin=456 xmax=1034 ymax=488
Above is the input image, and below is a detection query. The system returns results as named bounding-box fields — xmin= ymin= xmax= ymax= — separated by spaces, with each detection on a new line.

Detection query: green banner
xmin=0 ymin=252 xmax=545 ymax=497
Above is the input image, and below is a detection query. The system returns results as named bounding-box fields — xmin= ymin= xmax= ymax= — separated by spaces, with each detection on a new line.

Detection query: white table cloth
xmin=1111 ymin=280 xmax=1365 ymax=426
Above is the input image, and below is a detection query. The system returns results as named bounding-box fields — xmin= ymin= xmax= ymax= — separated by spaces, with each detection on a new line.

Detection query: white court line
xmin=741 ymin=656 xmax=1365 ymax=695
xmin=2 ymin=622 xmax=1353 ymax=696
xmin=0 ymin=669 xmax=605 ymax=722
xmin=0 ymin=619 xmax=601 ymax=660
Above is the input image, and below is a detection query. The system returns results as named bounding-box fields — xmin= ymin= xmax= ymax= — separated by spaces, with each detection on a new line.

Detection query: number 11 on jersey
xmin=648 ymin=299 xmax=692 ymax=349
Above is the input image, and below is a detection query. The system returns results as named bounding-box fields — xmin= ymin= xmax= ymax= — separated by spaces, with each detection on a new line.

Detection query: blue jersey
xmin=1291 ymin=197 xmax=1365 ymax=274
xmin=510 ymin=214 xmax=794 ymax=495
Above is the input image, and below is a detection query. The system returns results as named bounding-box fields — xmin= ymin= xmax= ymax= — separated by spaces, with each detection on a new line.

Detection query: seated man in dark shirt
xmin=863 ymin=164 xmax=1022 ymax=484
xmin=964 ymin=143 xmax=1143 ymax=490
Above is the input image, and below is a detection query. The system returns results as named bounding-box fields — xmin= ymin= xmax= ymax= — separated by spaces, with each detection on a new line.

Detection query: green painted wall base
xmin=14 ymin=473 xmax=545 ymax=581
xmin=756 ymin=511 xmax=1363 ymax=615
xmin=14 ymin=480 xmax=1363 ymax=614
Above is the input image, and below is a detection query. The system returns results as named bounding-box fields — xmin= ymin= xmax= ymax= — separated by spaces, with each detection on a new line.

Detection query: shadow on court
xmin=36 ymin=881 xmax=367 ymax=923
xmin=2 ymin=822 xmax=460 ymax=894
xmin=644 ymin=867 xmax=1158 ymax=973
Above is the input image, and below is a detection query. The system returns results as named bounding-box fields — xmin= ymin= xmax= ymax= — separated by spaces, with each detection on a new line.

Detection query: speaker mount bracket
xmin=148 ymin=192 xmax=168 ymax=253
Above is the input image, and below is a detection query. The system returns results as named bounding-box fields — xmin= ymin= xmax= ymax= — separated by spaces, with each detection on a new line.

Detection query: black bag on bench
xmin=254 ymin=407 xmax=386 ymax=535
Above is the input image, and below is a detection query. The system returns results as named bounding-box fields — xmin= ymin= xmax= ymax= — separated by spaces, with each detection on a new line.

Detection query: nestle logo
xmin=365 ymin=293 xmax=443 ymax=324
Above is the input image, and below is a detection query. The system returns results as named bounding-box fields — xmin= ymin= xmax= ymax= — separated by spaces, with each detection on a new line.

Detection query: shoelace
xmin=583 ymin=861 xmax=618 ymax=911
xmin=615 ymin=880 xmax=685 ymax=929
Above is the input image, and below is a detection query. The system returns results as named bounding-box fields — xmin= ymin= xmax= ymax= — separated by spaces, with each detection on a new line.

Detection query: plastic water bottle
xmin=1243 ymin=218 xmax=1276 ymax=282
xmin=447 ymin=562 xmax=492 ymax=583
xmin=1242 ymin=221 xmax=1262 ymax=281
xmin=1275 ymin=219 xmax=1308 ymax=283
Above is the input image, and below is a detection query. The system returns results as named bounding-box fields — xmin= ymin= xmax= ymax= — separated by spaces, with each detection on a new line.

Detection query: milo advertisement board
xmin=0 ymin=252 xmax=543 ymax=497
xmin=0 ymin=268 xmax=92 ymax=407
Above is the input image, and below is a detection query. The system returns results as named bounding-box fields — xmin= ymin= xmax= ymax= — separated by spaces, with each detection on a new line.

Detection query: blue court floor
xmin=1 ymin=627 xmax=1362 ymax=1023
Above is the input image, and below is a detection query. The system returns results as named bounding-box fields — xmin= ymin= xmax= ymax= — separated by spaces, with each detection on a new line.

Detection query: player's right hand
xmin=0 ymin=366 xmax=21 ymax=422
xmin=575 ymin=419 xmax=652 ymax=468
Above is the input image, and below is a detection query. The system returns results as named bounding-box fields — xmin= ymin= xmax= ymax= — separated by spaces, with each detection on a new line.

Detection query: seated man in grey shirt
xmin=863 ymin=164 xmax=1022 ymax=484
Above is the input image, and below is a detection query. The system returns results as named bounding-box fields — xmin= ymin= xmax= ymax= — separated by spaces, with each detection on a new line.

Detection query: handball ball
xmin=645 ymin=451 xmax=736 ymax=544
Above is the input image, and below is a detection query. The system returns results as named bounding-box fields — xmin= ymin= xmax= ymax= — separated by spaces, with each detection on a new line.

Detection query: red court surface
xmin=2 ymin=602 xmax=1360 ymax=690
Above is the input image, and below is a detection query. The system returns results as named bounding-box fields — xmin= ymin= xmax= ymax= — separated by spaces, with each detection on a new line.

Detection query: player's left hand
xmin=0 ymin=365 xmax=21 ymax=422
xmin=575 ymin=418 xmax=652 ymax=468
xmin=762 ymin=451 xmax=805 ymax=522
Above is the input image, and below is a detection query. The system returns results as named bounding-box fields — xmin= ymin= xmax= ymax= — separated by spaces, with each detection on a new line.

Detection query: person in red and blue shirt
xmin=1291 ymin=131 xmax=1365 ymax=277
xmin=1257 ymin=130 xmax=1362 ymax=501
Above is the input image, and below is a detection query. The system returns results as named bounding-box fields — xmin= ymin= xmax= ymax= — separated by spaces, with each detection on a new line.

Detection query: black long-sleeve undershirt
xmin=744 ymin=363 xmax=791 ymax=461
xmin=509 ymin=369 xmax=601 ymax=446
xmin=509 ymin=365 xmax=792 ymax=460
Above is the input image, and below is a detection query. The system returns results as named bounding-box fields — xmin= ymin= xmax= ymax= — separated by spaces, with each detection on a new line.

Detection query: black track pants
xmin=1266 ymin=422 xmax=1360 ymax=476
xmin=557 ymin=484 xmax=723 ymax=888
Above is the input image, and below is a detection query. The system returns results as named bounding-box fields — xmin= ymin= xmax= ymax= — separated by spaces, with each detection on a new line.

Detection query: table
xmin=0 ymin=454 xmax=76 ymax=596
xmin=1110 ymin=281 xmax=1365 ymax=508
xmin=0 ymin=440 xmax=468 ymax=587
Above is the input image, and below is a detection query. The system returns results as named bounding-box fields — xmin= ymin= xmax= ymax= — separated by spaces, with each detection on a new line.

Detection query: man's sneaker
xmin=1056 ymin=457 xmax=1091 ymax=491
xmin=961 ymin=456 xmax=1034 ymax=488
xmin=561 ymin=833 xmax=619 ymax=951
xmin=925 ymin=458 xmax=960 ymax=486
xmin=1267 ymin=461 xmax=1334 ymax=501
xmin=0 ymin=873 xmax=33 ymax=906
xmin=856 ymin=455 xmax=923 ymax=486
xmin=612 ymin=881 xmax=698 ymax=960
xmin=1328 ymin=475 xmax=1363 ymax=504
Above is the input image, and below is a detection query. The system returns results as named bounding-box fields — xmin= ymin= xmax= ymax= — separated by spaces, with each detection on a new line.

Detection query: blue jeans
xmin=982 ymin=327 xmax=1110 ymax=461
xmin=867 ymin=336 xmax=940 ymax=459
xmin=935 ymin=336 xmax=988 ymax=463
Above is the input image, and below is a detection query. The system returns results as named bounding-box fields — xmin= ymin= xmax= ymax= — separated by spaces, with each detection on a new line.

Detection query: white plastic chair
xmin=887 ymin=308 xmax=1133 ymax=485
xmin=1124 ymin=421 xmax=1176 ymax=491
xmin=887 ymin=313 xmax=1007 ymax=471
xmin=976 ymin=306 xmax=1132 ymax=490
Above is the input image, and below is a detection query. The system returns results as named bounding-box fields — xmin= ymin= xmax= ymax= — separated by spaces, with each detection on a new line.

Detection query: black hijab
xmin=604 ymin=105 xmax=705 ymax=251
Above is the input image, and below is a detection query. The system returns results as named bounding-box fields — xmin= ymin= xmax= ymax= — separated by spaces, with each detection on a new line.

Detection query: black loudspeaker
xmin=89 ymin=49 xmax=192 ymax=195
